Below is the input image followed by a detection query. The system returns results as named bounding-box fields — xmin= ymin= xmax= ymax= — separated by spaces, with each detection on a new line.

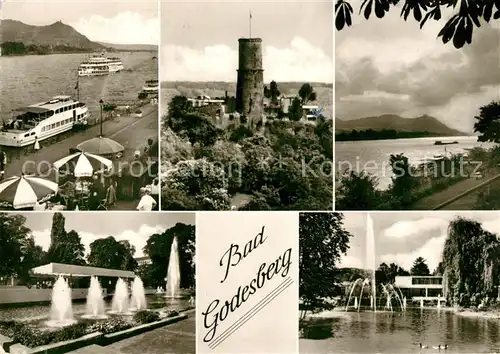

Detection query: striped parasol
xmin=0 ymin=175 xmax=59 ymax=209
xmin=76 ymin=136 xmax=124 ymax=155
xmin=53 ymin=152 xmax=112 ymax=177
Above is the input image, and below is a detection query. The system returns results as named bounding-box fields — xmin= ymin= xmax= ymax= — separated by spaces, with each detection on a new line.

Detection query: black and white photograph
xmin=0 ymin=211 xmax=196 ymax=354
xmin=335 ymin=1 xmax=500 ymax=211
xmin=0 ymin=0 xmax=159 ymax=211
xmin=160 ymin=0 xmax=333 ymax=211
xmin=299 ymin=211 xmax=500 ymax=353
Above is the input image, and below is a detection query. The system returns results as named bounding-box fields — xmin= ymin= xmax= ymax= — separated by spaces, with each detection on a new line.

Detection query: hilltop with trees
xmin=161 ymin=81 xmax=333 ymax=211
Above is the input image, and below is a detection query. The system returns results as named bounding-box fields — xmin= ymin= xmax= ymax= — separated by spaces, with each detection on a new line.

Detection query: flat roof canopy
xmin=31 ymin=263 xmax=135 ymax=278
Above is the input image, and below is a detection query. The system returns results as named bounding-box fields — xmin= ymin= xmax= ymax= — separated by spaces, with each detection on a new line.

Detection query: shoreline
xmin=304 ymin=306 xmax=500 ymax=320
xmin=1 ymin=50 xmax=156 ymax=58
xmin=335 ymin=134 xmax=473 ymax=143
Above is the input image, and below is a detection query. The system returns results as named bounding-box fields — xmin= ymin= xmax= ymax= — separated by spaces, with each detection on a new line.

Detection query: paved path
xmin=69 ymin=312 xmax=195 ymax=354
xmin=411 ymin=167 xmax=500 ymax=210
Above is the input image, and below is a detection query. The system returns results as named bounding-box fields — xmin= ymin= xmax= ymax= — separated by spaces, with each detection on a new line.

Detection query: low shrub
xmin=133 ymin=310 xmax=160 ymax=324
xmin=85 ymin=318 xmax=132 ymax=335
xmin=299 ymin=318 xmax=334 ymax=340
xmin=0 ymin=322 xmax=88 ymax=348
xmin=0 ymin=318 xmax=132 ymax=348
xmin=165 ymin=310 xmax=179 ymax=318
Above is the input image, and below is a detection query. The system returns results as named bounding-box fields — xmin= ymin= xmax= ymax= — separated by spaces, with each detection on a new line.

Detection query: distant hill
xmin=162 ymin=81 xmax=332 ymax=91
xmin=336 ymin=114 xmax=467 ymax=136
xmin=96 ymin=42 xmax=157 ymax=52
xmin=1 ymin=19 xmax=104 ymax=49
xmin=161 ymin=81 xmax=333 ymax=118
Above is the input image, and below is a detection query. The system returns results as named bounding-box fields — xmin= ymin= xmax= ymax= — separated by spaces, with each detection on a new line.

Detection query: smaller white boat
xmin=142 ymin=80 xmax=158 ymax=94
xmin=78 ymin=54 xmax=124 ymax=76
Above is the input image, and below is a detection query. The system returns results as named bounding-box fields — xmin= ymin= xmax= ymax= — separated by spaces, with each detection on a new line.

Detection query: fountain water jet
xmin=109 ymin=278 xmax=133 ymax=315
xmin=366 ymin=214 xmax=376 ymax=311
xmin=345 ymin=215 xmax=406 ymax=313
xmin=46 ymin=276 xmax=77 ymax=327
xmin=81 ymin=276 xmax=107 ymax=320
xmin=165 ymin=235 xmax=182 ymax=298
xmin=129 ymin=276 xmax=147 ymax=311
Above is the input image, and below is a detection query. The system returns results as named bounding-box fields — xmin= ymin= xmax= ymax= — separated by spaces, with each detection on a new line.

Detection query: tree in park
xmin=410 ymin=257 xmax=431 ymax=276
xmin=143 ymin=223 xmax=196 ymax=289
xmin=473 ymin=101 xmax=500 ymax=143
xmin=335 ymin=0 xmax=500 ymax=48
xmin=0 ymin=213 xmax=46 ymax=284
xmin=46 ymin=213 xmax=86 ymax=265
xmin=376 ymin=262 xmax=410 ymax=285
xmin=299 ymin=213 xmax=353 ymax=318
xmin=87 ymin=237 xmax=138 ymax=271
xmin=441 ymin=217 xmax=500 ymax=306
xmin=298 ymin=83 xmax=317 ymax=104
xmin=47 ymin=229 xmax=86 ymax=265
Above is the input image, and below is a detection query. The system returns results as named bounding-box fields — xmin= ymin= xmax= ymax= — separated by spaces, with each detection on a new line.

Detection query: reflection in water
xmin=300 ymin=309 xmax=500 ymax=353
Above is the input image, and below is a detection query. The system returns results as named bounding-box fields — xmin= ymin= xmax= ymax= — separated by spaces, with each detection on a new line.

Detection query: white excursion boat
xmin=78 ymin=54 xmax=124 ymax=76
xmin=0 ymin=95 xmax=89 ymax=147
xmin=142 ymin=79 xmax=159 ymax=94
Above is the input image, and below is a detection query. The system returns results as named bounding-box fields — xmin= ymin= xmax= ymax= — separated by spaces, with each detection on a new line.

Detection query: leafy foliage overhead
xmin=335 ymin=0 xmax=500 ymax=48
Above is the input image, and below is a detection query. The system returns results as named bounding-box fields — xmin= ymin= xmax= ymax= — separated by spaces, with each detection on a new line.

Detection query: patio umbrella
xmin=0 ymin=175 xmax=58 ymax=209
xmin=76 ymin=136 xmax=124 ymax=155
xmin=53 ymin=152 xmax=112 ymax=177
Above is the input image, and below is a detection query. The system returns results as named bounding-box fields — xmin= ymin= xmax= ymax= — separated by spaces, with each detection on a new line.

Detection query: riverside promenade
xmin=3 ymin=103 xmax=158 ymax=180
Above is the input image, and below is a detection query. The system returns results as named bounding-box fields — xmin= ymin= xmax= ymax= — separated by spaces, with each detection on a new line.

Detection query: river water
xmin=0 ymin=52 xmax=158 ymax=123
xmin=336 ymin=136 xmax=496 ymax=190
xmin=300 ymin=309 xmax=500 ymax=353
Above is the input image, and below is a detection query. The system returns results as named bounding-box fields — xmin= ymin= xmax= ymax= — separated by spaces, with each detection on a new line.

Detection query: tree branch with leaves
xmin=335 ymin=0 xmax=500 ymax=48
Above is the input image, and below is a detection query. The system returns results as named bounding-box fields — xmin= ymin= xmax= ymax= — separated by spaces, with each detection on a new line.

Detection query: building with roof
xmin=395 ymin=275 xmax=446 ymax=305
xmin=135 ymin=256 xmax=152 ymax=266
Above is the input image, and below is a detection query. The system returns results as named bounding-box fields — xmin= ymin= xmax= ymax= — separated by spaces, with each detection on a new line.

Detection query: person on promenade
xmin=34 ymin=137 xmax=40 ymax=152
xmin=150 ymin=178 xmax=159 ymax=210
xmin=89 ymin=175 xmax=105 ymax=210
xmin=0 ymin=149 xmax=6 ymax=181
xmin=105 ymin=179 xmax=117 ymax=208
xmin=136 ymin=187 xmax=156 ymax=211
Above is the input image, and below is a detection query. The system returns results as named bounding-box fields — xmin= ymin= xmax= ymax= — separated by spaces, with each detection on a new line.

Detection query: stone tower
xmin=236 ymin=38 xmax=264 ymax=129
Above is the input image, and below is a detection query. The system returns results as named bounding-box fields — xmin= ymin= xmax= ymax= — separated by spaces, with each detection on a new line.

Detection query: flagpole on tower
xmin=249 ymin=11 xmax=252 ymax=38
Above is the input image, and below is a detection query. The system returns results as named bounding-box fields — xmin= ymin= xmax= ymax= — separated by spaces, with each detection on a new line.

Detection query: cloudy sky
xmin=161 ymin=0 xmax=333 ymax=82
xmin=19 ymin=212 xmax=195 ymax=258
xmin=336 ymin=4 xmax=500 ymax=133
xmin=339 ymin=212 xmax=500 ymax=273
xmin=3 ymin=0 xmax=159 ymax=44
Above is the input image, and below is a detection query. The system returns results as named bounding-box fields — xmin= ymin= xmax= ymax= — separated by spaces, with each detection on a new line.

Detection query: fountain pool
xmin=300 ymin=309 xmax=500 ymax=353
